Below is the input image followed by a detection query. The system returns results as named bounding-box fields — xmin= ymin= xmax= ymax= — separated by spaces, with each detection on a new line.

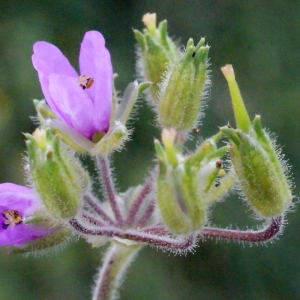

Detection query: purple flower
xmin=32 ymin=31 xmax=113 ymax=141
xmin=0 ymin=183 xmax=51 ymax=247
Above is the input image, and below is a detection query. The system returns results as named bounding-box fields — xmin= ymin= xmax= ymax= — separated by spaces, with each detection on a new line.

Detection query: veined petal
xmin=48 ymin=73 xmax=98 ymax=139
xmin=79 ymin=31 xmax=113 ymax=132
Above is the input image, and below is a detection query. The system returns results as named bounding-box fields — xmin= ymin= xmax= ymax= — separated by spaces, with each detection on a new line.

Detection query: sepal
xmin=26 ymin=128 xmax=87 ymax=219
xmin=222 ymin=123 xmax=292 ymax=217
xmin=158 ymin=38 xmax=210 ymax=131
xmin=221 ymin=65 xmax=292 ymax=217
xmin=155 ymin=129 xmax=206 ymax=234
xmin=135 ymin=13 xmax=179 ymax=103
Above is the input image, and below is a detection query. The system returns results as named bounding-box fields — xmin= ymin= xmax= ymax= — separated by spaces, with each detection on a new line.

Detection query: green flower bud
xmin=26 ymin=128 xmax=87 ymax=219
xmin=221 ymin=65 xmax=292 ymax=217
xmin=155 ymin=129 xmax=206 ymax=234
xmin=134 ymin=13 xmax=179 ymax=103
xmin=158 ymin=38 xmax=210 ymax=131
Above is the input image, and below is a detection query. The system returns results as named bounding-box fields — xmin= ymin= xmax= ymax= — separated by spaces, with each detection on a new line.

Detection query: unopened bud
xmin=221 ymin=64 xmax=293 ymax=217
xmin=134 ymin=13 xmax=179 ymax=103
xmin=158 ymin=38 xmax=210 ymax=131
xmin=26 ymin=129 xmax=87 ymax=219
xmin=155 ymin=129 xmax=206 ymax=234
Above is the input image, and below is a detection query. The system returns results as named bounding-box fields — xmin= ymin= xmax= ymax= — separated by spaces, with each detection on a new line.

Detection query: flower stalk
xmin=92 ymin=242 xmax=141 ymax=300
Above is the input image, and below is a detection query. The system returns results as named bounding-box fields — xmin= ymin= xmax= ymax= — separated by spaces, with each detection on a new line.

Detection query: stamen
xmin=77 ymin=75 xmax=94 ymax=90
xmin=2 ymin=210 xmax=22 ymax=229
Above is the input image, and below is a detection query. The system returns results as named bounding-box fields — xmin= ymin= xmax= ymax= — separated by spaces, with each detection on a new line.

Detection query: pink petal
xmin=32 ymin=42 xmax=78 ymax=115
xmin=0 ymin=183 xmax=50 ymax=247
xmin=32 ymin=41 xmax=77 ymax=77
xmin=79 ymin=31 xmax=113 ymax=132
xmin=48 ymin=73 xmax=97 ymax=139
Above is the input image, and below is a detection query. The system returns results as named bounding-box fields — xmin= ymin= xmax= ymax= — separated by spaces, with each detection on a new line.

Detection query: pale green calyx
xmin=26 ymin=128 xmax=86 ymax=219
xmin=158 ymin=38 xmax=210 ymax=132
xmin=134 ymin=13 xmax=179 ymax=103
xmin=155 ymin=129 xmax=206 ymax=234
xmin=221 ymin=64 xmax=292 ymax=217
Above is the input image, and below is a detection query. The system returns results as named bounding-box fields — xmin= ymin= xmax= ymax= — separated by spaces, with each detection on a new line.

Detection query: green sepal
xmin=26 ymin=129 xmax=86 ymax=219
xmin=229 ymin=130 xmax=292 ymax=217
xmin=33 ymin=99 xmax=57 ymax=124
xmin=203 ymin=172 xmax=236 ymax=204
xmin=186 ymin=138 xmax=217 ymax=171
xmin=221 ymin=65 xmax=251 ymax=133
xmin=112 ymin=81 xmax=151 ymax=126
xmin=158 ymin=38 xmax=210 ymax=131
xmin=134 ymin=15 xmax=179 ymax=103
xmin=182 ymin=163 xmax=206 ymax=231
xmin=155 ymin=132 xmax=206 ymax=234
xmin=203 ymin=164 xmax=222 ymax=194
xmin=90 ymin=122 xmax=128 ymax=156
xmin=220 ymin=126 xmax=241 ymax=146
xmin=156 ymin=164 xmax=192 ymax=234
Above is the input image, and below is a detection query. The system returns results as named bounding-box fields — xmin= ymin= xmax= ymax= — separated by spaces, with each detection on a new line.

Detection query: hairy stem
xmin=135 ymin=199 xmax=155 ymax=227
xmin=81 ymin=211 xmax=107 ymax=227
xmin=92 ymin=242 xmax=141 ymax=300
xmin=202 ymin=215 xmax=283 ymax=242
xmin=70 ymin=218 xmax=195 ymax=251
xmin=84 ymin=194 xmax=117 ymax=226
xmin=125 ymin=175 xmax=153 ymax=225
xmin=97 ymin=156 xmax=123 ymax=225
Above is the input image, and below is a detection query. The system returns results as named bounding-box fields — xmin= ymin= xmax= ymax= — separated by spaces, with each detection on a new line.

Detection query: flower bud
xmin=158 ymin=38 xmax=210 ymax=131
xmin=26 ymin=128 xmax=87 ymax=219
xmin=134 ymin=13 xmax=179 ymax=103
xmin=155 ymin=129 xmax=206 ymax=234
xmin=221 ymin=65 xmax=292 ymax=217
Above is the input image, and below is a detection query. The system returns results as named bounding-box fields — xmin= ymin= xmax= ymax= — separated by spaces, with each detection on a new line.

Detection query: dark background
xmin=0 ymin=1 xmax=300 ymax=299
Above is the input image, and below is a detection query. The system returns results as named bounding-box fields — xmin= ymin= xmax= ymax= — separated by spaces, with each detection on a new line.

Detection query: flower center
xmin=77 ymin=75 xmax=94 ymax=90
xmin=2 ymin=210 xmax=22 ymax=229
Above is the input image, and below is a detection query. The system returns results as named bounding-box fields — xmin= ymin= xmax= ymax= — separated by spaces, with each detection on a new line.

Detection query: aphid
xmin=2 ymin=210 xmax=22 ymax=229
xmin=78 ymin=75 xmax=94 ymax=90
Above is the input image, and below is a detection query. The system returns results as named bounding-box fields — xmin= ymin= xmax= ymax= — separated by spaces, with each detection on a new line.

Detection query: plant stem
xmin=202 ymin=215 xmax=283 ymax=242
xmin=125 ymin=175 xmax=153 ymax=225
xmin=81 ymin=211 xmax=107 ymax=227
xmin=84 ymin=193 xmax=117 ymax=226
xmin=69 ymin=218 xmax=195 ymax=251
xmin=92 ymin=242 xmax=141 ymax=300
xmin=97 ymin=156 xmax=123 ymax=225
xmin=135 ymin=199 xmax=155 ymax=227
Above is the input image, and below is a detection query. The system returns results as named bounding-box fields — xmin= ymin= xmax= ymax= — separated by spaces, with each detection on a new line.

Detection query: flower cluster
xmin=0 ymin=13 xmax=294 ymax=300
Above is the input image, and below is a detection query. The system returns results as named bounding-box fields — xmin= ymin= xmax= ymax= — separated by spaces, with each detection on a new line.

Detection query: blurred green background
xmin=0 ymin=0 xmax=300 ymax=299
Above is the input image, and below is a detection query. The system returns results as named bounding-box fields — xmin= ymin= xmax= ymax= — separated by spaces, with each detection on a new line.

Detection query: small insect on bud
xmin=193 ymin=128 xmax=200 ymax=133
xmin=215 ymin=160 xmax=222 ymax=169
xmin=3 ymin=210 xmax=22 ymax=229
xmin=77 ymin=75 xmax=94 ymax=90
